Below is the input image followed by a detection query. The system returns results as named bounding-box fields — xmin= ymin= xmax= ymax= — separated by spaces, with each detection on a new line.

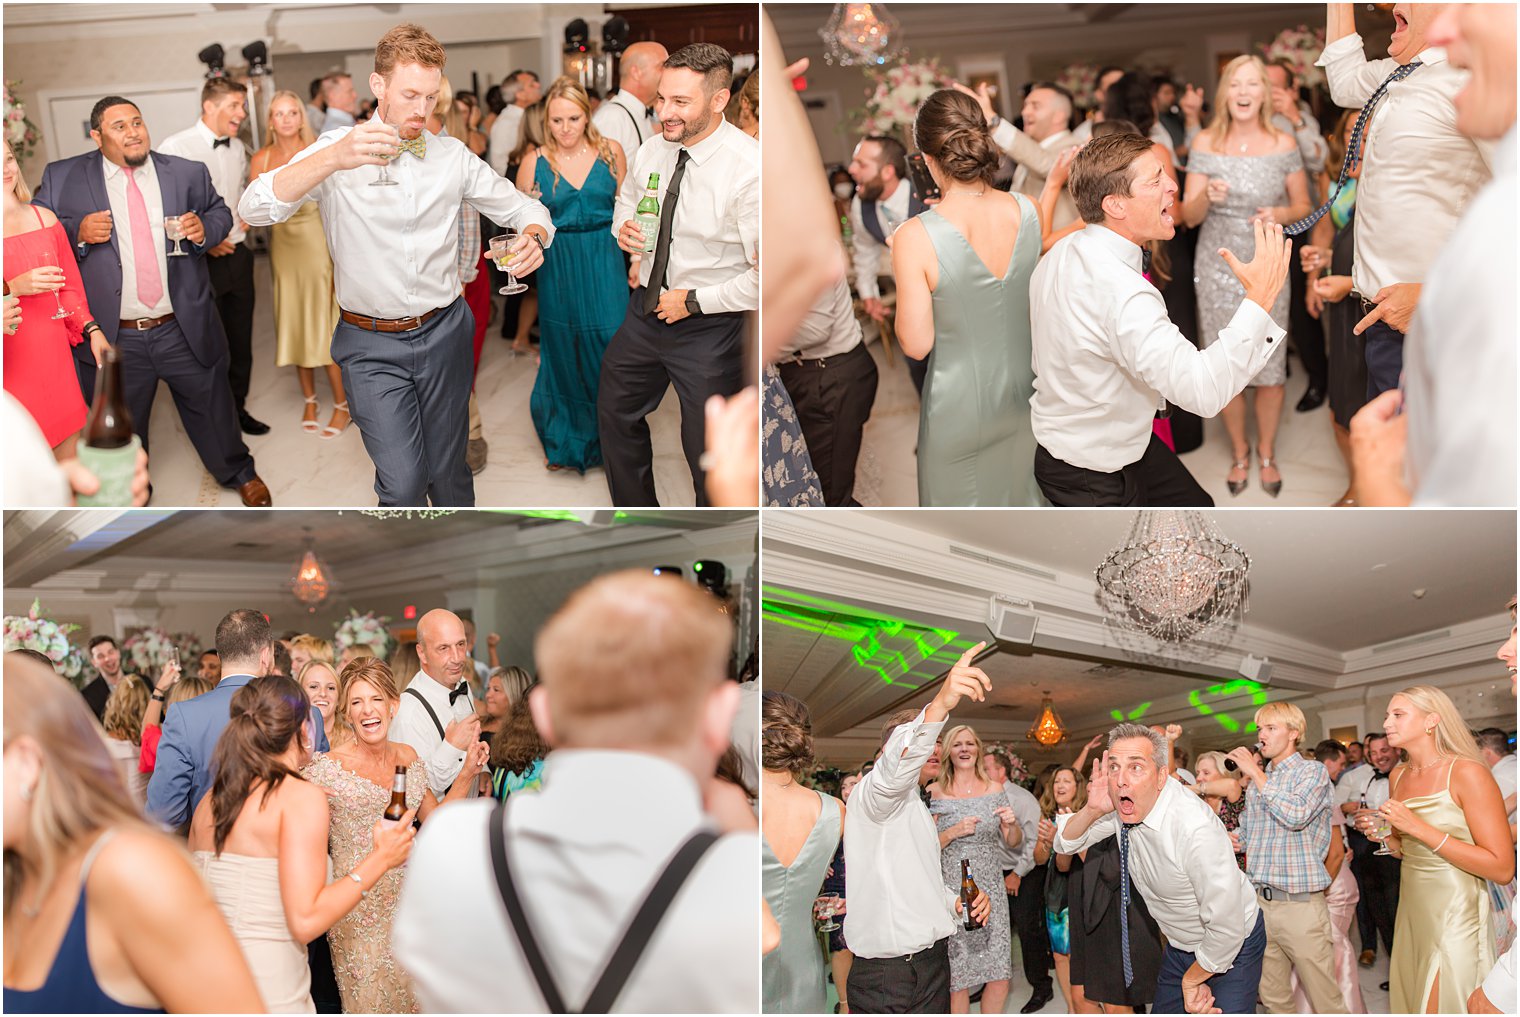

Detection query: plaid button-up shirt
xmin=1241 ymin=751 xmax=1333 ymax=893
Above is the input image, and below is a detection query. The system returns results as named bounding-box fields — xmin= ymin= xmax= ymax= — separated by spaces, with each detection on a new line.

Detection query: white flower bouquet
xmin=335 ymin=609 xmax=391 ymax=660
xmin=3 ymin=599 xmax=85 ymax=681
xmin=854 ymin=57 xmax=955 ymax=141
xmin=1055 ymin=63 xmax=1100 ymax=111
xmin=1259 ymin=24 xmax=1328 ymax=90
xmin=4 ymin=81 xmax=40 ymax=164
xmin=123 ymin=625 xmax=184 ymax=675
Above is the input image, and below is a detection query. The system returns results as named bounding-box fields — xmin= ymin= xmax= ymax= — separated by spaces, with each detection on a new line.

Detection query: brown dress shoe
xmin=1359 ymin=949 xmax=1375 ymax=967
xmin=237 ymin=475 xmax=273 ymax=507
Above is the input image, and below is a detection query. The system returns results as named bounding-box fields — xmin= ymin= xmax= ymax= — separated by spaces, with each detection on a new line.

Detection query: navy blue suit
xmin=33 ymin=150 xmax=256 ymax=487
xmin=144 ymin=673 xmax=330 ymax=829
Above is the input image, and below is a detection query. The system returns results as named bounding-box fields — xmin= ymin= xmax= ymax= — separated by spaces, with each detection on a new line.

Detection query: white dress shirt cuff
xmin=239 ymin=168 xmax=307 ymax=226
xmin=992 ymin=119 xmax=1020 ymax=154
xmin=1229 ymin=299 xmax=1288 ymax=346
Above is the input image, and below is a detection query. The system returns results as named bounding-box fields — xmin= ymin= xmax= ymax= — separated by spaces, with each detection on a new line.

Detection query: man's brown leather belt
xmin=339 ymin=307 xmax=443 ymax=333
xmin=118 ymin=312 xmax=176 ymax=331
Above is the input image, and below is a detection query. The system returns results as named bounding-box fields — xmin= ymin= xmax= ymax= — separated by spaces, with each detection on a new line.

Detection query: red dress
xmin=4 ymin=210 xmax=91 ymax=446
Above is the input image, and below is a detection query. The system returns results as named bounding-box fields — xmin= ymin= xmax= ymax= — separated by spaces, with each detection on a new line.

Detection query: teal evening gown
xmin=915 ymin=192 xmax=1040 ymax=506
xmin=530 ymin=155 xmax=626 ymax=471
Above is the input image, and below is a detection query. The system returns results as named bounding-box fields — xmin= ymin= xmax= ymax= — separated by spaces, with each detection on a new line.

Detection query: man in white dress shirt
xmin=1056 ymin=723 xmax=1266 ymax=1014
xmin=844 ymin=643 xmax=993 ymax=1013
xmin=393 ymin=571 xmax=759 ymax=1013
xmin=1317 ymin=2 xmax=1493 ymax=400
xmin=486 ymin=69 xmax=541 ymax=177
xmin=1348 ymin=0 xmax=1515 ymax=506
xmin=160 ymin=77 xmax=267 ymax=436
xmin=391 ymin=608 xmax=483 ymax=798
xmin=592 ymin=42 xmax=667 ymax=169
xmin=601 ymin=43 xmax=757 ymax=506
xmin=1476 ymin=728 xmax=1516 ymax=824
xmin=319 ymin=72 xmax=358 ymax=133
xmin=241 ymin=24 xmax=552 ymax=507
xmin=1028 ymin=131 xmax=1292 ymax=506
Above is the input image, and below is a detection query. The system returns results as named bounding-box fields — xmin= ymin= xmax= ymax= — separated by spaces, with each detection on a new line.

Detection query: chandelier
xmin=819 ymin=3 xmax=904 ymax=66
xmin=1096 ymin=511 xmax=1251 ymax=644
xmin=359 ymin=510 xmax=457 ymax=520
xmin=1027 ymin=692 xmax=1067 ymax=747
xmin=290 ymin=533 xmax=333 ymax=613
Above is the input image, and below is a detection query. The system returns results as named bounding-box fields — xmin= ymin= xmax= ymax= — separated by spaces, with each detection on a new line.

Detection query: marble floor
xmin=142 ymin=253 xmax=696 ymax=507
xmin=821 ymin=932 xmax=1393 ymax=1013
xmin=852 ymin=330 xmax=1352 ymax=509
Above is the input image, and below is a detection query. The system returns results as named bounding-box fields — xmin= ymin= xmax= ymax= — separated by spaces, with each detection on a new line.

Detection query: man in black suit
xmin=79 ymin=634 xmax=139 ymax=722
xmin=33 ymin=96 xmax=270 ymax=506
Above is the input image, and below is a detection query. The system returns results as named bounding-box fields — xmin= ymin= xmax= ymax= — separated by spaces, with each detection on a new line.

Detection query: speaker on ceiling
xmin=987 ymin=595 xmax=1038 ymax=645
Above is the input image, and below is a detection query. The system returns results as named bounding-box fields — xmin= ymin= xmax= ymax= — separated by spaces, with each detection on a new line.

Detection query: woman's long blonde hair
xmin=936 ymin=724 xmax=991 ymax=794
xmin=539 ymin=76 xmax=616 ymax=187
xmin=1393 ymin=685 xmax=1484 ymax=764
xmin=261 ymin=89 xmax=316 ymax=152
xmin=1206 ymin=55 xmax=1284 ymax=151
xmin=5 ymin=140 xmax=32 ymax=202
xmin=4 ymin=657 xmax=149 ymax=920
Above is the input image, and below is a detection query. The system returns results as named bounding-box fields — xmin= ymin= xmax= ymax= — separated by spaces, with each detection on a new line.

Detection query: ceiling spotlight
xmin=198 ymin=43 xmax=226 ymax=78
xmin=242 ymin=40 xmax=269 ymax=76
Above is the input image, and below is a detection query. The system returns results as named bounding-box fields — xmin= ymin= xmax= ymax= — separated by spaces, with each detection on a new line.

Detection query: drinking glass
xmin=164 ymin=216 xmax=189 ymax=257
xmin=37 ymin=248 xmax=69 ymax=319
xmin=1371 ymin=814 xmax=1395 ymax=856
xmin=489 ymin=231 xmax=528 ymax=296
xmin=370 ymin=114 xmax=400 ymax=187
xmin=814 ymin=892 xmax=842 ymax=933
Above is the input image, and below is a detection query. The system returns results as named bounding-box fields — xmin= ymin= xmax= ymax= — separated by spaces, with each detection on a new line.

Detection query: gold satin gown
xmin=270 ymin=201 xmax=340 ymax=368
xmin=1388 ymin=762 xmax=1495 ymax=1013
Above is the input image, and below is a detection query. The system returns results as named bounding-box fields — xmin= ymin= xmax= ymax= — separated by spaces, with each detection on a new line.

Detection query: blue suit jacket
xmin=32 ymin=149 xmax=232 ymax=367
xmin=144 ymin=674 xmax=331 ymax=829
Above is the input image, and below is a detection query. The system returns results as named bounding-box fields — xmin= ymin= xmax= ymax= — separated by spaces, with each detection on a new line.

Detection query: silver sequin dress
xmin=1190 ymin=148 xmax=1304 ymax=387
xmin=930 ymin=791 xmax=1013 ymax=992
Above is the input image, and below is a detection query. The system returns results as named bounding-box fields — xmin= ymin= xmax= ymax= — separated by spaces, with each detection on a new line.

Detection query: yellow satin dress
xmin=1388 ymin=762 xmax=1495 ymax=1013
xmin=269 ymin=201 xmax=340 ymax=368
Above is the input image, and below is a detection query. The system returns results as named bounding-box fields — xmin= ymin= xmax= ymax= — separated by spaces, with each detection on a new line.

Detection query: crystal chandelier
xmin=1027 ymin=692 xmax=1067 ymax=747
xmin=290 ymin=534 xmax=332 ymax=613
xmin=1096 ymin=511 xmax=1251 ymax=644
xmin=359 ymin=510 xmax=457 ymax=521
xmin=819 ymin=3 xmax=904 ymax=67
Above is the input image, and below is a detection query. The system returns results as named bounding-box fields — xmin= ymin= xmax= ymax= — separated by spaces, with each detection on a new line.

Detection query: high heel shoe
xmin=1258 ymin=453 xmax=1283 ymax=498
xmin=320 ymin=401 xmax=351 ymax=440
xmin=300 ymin=395 xmax=321 ymax=433
xmin=1227 ymin=453 xmax=1250 ymax=496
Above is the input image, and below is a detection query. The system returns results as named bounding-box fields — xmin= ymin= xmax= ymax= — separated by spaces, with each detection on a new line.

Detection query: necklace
xmin=764 ymin=776 xmax=794 ymax=790
xmin=1405 ymin=754 xmax=1450 ymax=774
xmin=946 ymin=187 xmax=986 ymax=199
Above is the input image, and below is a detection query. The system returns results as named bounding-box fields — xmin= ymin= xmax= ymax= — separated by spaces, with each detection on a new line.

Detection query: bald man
xmin=392 ymin=608 xmax=483 ymax=797
xmin=594 ymin=41 xmax=669 ymax=167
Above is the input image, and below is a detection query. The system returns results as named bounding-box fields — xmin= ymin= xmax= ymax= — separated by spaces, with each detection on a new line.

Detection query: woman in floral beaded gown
xmin=301 ymin=659 xmax=488 ymax=1013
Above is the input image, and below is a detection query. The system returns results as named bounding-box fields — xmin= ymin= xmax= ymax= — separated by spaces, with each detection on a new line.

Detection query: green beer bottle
xmin=634 ymin=172 xmax=661 ymax=253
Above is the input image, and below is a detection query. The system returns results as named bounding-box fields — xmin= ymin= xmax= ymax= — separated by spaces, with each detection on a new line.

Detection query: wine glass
xmin=814 ymin=892 xmax=842 ymax=933
xmin=370 ymin=105 xmax=401 ymax=187
xmin=489 ymin=231 xmax=528 ymax=296
xmin=1370 ymin=813 xmax=1395 ymax=856
xmin=36 ymin=248 xmax=69 ymax=319
xmin=164 ymin=216 xmax=188 ymax=258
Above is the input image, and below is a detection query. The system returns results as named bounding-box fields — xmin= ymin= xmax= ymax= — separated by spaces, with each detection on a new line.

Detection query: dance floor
xmin=820 ymin=937 xmax=1393 ymax=1013
xmin=853 ymin=329 xmax=1351 ymax=508
xmin=139 ymin=251 xmax=696 ymax=507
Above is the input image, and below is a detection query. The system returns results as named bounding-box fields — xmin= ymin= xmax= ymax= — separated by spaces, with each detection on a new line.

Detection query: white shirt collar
xmin=193 ymin=118 xmax=225 ymax=147
xmin=613 ymin=89 xmax=648 ymax=116
xmin=102 ymin=156 xmax=151 ymax=182
xmin=1412 ymin=46 xmax=1448 ymax=68
xmin=412 ymin=668 xmax=458 ymax=696
xmin=1085 ymin=222 xmax=1145 ymax=272
xmin=682 ymin=117 xmax=735 ymax=167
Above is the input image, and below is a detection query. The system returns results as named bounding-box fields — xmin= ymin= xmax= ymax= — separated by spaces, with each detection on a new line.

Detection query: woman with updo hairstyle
xmin=186 ymin=675 xmax=416 ymax=1012
xmin=760 ymin=691 xmax=844 ymax=1013
xmin=4 ymin=655 xmax=263 ymax=1014
xmin=892 ymin=87 xmax=1042 ymax=507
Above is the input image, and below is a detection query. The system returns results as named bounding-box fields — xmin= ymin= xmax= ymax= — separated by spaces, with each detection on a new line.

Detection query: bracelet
xmin=150 ymin=691 xmax=166 ymax=702
xmin=528 ymin=230 xmax=546 ymax=250
xmin=348 ymin=871 xmax=366 ymax=895
xmin=1432 ymin=833 xmax=1450 ymax=854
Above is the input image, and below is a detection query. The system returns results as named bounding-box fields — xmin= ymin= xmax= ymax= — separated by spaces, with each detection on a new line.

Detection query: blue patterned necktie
xmin=1120 ymin=822 xmax=1137 ymax=987
xmin=1284 ymin=60 xmax=1422 ymax=236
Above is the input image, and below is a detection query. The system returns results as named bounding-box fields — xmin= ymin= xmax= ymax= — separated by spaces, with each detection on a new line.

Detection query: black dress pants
xmin=1350 ymin=829 xmax=1400 ymax=955
xmin=597 ymin=288 xmax=746 ymax=506
xmin=1035 ymin=434 xmax=1213 ymax=507
xmin=1289 ymin=231 xmax=1329 ymax=392
xmin=848 ymin=938 xmax=951 ymax=1014
xmin=777 ymin=341 xmax=878 ymax=506
xmin=1009 ymin=865 xmax=1053 ymax=996
xmin=206 ymin=242 xmax=255 ymax=412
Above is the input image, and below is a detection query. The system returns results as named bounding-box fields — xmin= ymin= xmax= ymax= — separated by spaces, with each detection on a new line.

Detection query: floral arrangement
xmin=1055 ymin=62 xmax=1100 ymax=111
xmin=4 ymin=81 xmax=40 ymax=165
xmin=172 ymin=631 xmax=204 ymax=665
xmin=122 ymin=625 xmax=194 ymax=676
xmin=1259 ymin=24 xmax=1328 ymax=90
xmin=3 ymin=600 xmax=85 ymax=681
xmin=852 ymin=57 xmax=955 ymax=141
xmin=335 ymin=609 xmax=391 ymax=660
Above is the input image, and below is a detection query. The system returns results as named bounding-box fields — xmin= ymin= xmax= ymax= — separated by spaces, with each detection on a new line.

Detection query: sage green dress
xmin=916 ymin=192 xmax=1041 ymax=506
xmin=761 ymin=790 xmax=842 ymax=1014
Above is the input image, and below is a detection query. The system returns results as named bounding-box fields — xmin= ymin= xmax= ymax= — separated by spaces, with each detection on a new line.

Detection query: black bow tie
xmin=213 ymin=137 xmax=231 ymax=149
xmin=645 ymin=106 xmax=656 ymax=119
xmin=448 ymin=682 xmax=470 ymax=705
xmin=1368 ymin=771 xmax=1389 ymax=781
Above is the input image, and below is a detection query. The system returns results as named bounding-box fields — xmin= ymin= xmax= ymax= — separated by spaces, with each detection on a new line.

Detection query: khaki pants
xmin=1257 ymin=891 xmax=1348 ymax=1014
xmin=467 ymin=391 xmax=483 ymax=442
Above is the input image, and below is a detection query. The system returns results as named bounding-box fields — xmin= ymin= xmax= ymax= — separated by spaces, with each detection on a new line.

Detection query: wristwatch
xmin=151 ymin=691 xmax=166 ymax=702
xmin=684 ymin=290 xmax=702 ymax=316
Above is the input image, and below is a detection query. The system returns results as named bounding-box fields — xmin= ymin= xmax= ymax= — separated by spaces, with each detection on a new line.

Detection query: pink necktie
xmin=125 ymin=167 xmax=163 ymax=309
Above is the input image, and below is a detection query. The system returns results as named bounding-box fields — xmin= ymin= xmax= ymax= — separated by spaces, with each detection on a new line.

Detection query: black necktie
xmin=1284 ymin=60 xmax=1422 ymax=236
xmin=1120 ymin=822 xmax=1139 ymax=986
xmin=448 ymin=681 xmax=470 ymax=705
xmin=1140 ymin=246 xmax=1153 ymax=275
xmin=642 ymin=148 xmax=690 ymax=315
xmin=213 ymin=137 xmax=231 ymax=149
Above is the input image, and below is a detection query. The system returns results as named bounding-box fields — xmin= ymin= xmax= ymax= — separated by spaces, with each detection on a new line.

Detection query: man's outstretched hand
xmin=1220 ymin=219 xmax=1292 ymax=313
